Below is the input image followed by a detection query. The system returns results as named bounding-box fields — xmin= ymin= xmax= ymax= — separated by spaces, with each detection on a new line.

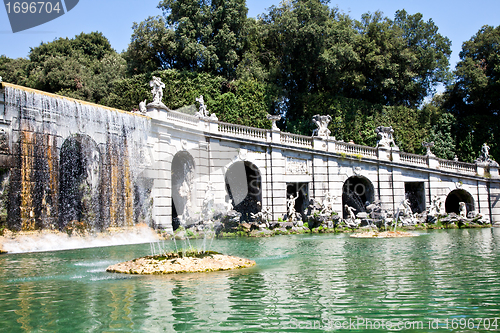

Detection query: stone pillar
xmin=489 ymin=163 xmax=499 ymax=179
xmin=313 ymin=137 xmax=327 ymax=151
xmin=489 ymin=180 xmax=500 ymax=223
xmin=428 ymin=155 xmax=439 ymax=169
xmin=391 ymin=147 xmax=400 ymax=162
xmin=476 ymin=162 xmax=487 ymax=177
xmin=271 ymin=129 xmax=281 ymax=144
xmin=149 ymin=128 xmax=173 ymax=231
xmin=327 ymin=139 xmax=336 ymax=153
xmin=270 ymin=148 xmax=286 ymax=221
xmin=378 ymin=147 xmax=391 ymax=161
xmin=209 ymin=118 xmax=218 ymax=133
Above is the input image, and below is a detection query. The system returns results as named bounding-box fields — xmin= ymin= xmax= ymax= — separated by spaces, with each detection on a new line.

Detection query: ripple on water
xmin=1 ymin=229 xmax=500 ymax=332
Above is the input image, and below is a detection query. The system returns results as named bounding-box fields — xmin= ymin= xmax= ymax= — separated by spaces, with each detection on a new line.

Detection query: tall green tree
xmin=0 ymin=32 xmax=126 ymax=105
xmin=352 ymin=10 xmax=451 ymax=106
xmin=125 ymin=16 xmax=176 ymax=75
xmin=262 ymin=0 xmax=357 ymax=128
xmin=445 ymin=25 xmax=500 ymax=161
xmin=126 ymin=0 xmax=248 ymax=78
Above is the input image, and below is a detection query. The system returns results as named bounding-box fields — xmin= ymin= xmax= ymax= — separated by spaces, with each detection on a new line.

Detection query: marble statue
xmin=202 ymin=181 xmax=216 ymax=219
xmin=375 ymin=126 xmax=396 ymax=148
xmin=459 ymin=202 xmax=467 ymax=218
xmin=195 ymin=95 xmax=209 ymax=118
xmin=477 ymin=143 xmax=491 ymax=162
xmin=251 ymin=201 xmax=272 ymax=224
xmin=402 ymin=199 xmax=413 ymax=217
xmin=429 ymin=195 xmax=445 ymax=217
xmin=422 ymin=141 xmax=435 ymax=156
xmin=365 ymin=200 xmax=382 ymax=218
xmin=149 ymin=76 xmax=165 ymax=105
xmin=194 ymin=95 xmax=218 ymax=120
xmin=267 ymin=114 xmax=281 ymax=131
xmin=312 ymin=115 xmax=332 ymax=138
xmin=321 ymin=192 xmax=337 ymax=215
xmin=139 ymin=99 xmax=147 ymax=114
xmin=345 ymin=204 xmax=356 ymax=220
xmin=178 ymin=180 xmax=193 ymax=223
xmin=287 ymin=192 xmax=299 ymax=220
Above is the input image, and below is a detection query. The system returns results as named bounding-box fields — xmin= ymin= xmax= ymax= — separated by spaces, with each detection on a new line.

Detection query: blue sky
xmin=1 ymin=0 xmax=499 ymax=72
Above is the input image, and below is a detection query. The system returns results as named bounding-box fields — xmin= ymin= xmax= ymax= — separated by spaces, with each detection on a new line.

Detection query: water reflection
xmin=1 ymin=229 xmax=500 ymax=332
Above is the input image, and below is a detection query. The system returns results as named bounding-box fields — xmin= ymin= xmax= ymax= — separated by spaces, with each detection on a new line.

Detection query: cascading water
xmin=1 ymin=84 xmax=154 ymax=245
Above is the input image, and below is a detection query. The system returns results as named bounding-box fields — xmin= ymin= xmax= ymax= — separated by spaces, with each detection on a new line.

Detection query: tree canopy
xmin=1 ymin=32 xmax=126 ymax=105
xmin=444 ymin=25 xmax=500 ymax=161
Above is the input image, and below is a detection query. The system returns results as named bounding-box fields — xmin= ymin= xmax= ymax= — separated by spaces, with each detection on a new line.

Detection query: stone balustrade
xmin=280 ymin=132 xmax=313 ymax=148
xmin=336 ymin=141 xmax=378 ymax=158
xmin=162 ymin=110 xmax=483 ymax=177
xmin=438 ymin=158 xmax=476 ymax=174
xmin=217 ymin=121 xmax=267 ymax=140
xmin=164 ymin=109 xmax=199 ymax=126
xmin=400 ymin=152 xmax=428 ymax=166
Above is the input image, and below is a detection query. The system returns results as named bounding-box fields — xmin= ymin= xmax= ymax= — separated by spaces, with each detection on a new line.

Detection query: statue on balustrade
xmin=422 ymin=141 xmax=435 ymax=156
xmin=375 ymin=126 xmax=397 ymax=148
xmin=195 ymin=95 xmax=218 ymax=121
xmin=150 ymin=76 xmax=165 ymax=105
xmin=476 ymin=142 xmax=499 ymax=166
xmin=145 ymin=76 xmax=169 ymax=110
xmin=138 ymin=99 xmax=147 ymax=114
xmin=267 ymin=114 xmax=281 ymax=131
xmin=312 ymin=115 xmax=332 ymax=138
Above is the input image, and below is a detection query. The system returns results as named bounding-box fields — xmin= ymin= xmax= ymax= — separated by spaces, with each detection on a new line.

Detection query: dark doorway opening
xmin=405 ymin=182 xmax=425 ymax=214
xmin=286 ymin=182 xmax=309 ymax=220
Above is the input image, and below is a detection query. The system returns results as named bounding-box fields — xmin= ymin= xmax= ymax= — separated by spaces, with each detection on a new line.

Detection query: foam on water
xmin=0 ymin=227 xmax=159 ymax=253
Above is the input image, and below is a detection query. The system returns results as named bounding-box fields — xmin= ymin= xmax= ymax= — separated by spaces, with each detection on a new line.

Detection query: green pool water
xmin=1 ymin=229 xmax=499 ymax=332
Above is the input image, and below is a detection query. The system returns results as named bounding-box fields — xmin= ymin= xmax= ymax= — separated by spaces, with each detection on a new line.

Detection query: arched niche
xmin=171 ymin=151 xmax=195 ymax=230
xmin=445 ymin=189 xmax=474 ymax=215
xmin=342 ymin=176 xmax=375 ymax=219
xmin=225 ymin=161 xmax=261 ymax=222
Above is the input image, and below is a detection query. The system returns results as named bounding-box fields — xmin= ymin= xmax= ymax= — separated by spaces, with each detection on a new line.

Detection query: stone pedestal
xmin=391 ymin=147 xmax=400 ymax=162
xmin=313 ymin=137 xmax=327 ymax=151
xmin=271 ymin=129 xmax=281 ymax=144
xmin=378 ymin=147 xmax=391 ymax=161
xmin=489 ymin=163 xmax=499 ymax=179
xmin=327 ymin=139 xmax=336 ymax=152
xmin=476 ymin=162 xmax=488 ymax=177
xmin=428 ymin=155 xmax=439 ymax=169
xmin=146 ymin=103 xmax=170 ymax=118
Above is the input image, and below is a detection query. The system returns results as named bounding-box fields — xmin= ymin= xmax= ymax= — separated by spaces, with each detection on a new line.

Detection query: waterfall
xmin=3 ymin=85 xmax=152 ymax=232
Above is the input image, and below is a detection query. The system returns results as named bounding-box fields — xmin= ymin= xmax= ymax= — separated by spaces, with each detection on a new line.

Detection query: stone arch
xmin=225 ymin=161 xmax=262 ymax=222
xmin=59 ymin=134 xmax=101 ymax=230
xmin=171 ymin=151 xmax=195 ymax=230
xmin=342 ymin=176 xmax=375 ymax=219
xmin=445 ymin=189 xmax=474 ymax=215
